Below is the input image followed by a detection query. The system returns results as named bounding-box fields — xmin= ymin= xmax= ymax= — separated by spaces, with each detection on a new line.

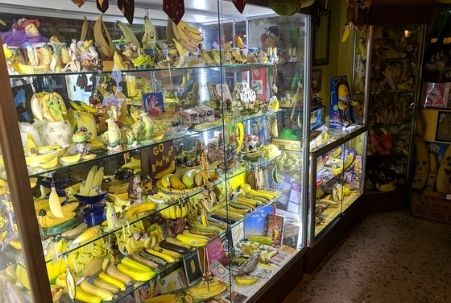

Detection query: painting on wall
xmin=313 ymin=10 xmax=331 ymax=66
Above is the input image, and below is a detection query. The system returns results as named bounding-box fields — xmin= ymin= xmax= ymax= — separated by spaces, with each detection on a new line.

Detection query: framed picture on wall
xmin=436 ymin=111 xmax=451 ymax=142
xmin=312 ymin=69 xmax=322 ymax=93
xmin=313 ymin=10 xmax=331 ymax=66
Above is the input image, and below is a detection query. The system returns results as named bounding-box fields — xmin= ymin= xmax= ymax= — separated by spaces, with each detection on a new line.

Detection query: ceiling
xmin=0 ymin=0 xmax=276 ymax=25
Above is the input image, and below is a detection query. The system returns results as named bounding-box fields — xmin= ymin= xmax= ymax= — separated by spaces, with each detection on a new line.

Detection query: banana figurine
xmin=426 ymin=153 xmax=438 ymax=191
xmin=94 ymin=14 xmax=114 ymax=58
xmin=436 ymin=145 xmax=451 ymax=194
xmin=113 ymin=51 xmax=127 ymax=71
xmin=172 ymin=20 xmax=203 ymax=52
xmin=142 ymin=15 xmax=156 ymax=49
xmin=236 ymin=35 xmax=245 ymax=49
xmin=117 ymin=20 xmax=141 ymax=48
xmin=412 ymin=137 xmax=430 ymax=190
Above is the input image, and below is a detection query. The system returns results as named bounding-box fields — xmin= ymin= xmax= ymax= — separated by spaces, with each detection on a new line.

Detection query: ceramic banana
xmin=94 ymin=14 xmax=114 ymax=58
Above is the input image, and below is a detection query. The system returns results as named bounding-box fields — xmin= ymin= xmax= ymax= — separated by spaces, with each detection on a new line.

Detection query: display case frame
xmin=0 ymin=2 xmax=312 ymax=303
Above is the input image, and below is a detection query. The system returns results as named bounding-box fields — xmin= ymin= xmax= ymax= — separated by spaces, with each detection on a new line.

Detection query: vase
xmin=19 ymin=122 xmax=43 ymax=146
xmin=39 ymin=120 xmax=73 ymax=146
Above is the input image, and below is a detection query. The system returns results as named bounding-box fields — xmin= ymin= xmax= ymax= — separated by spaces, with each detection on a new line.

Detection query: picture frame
xmin=182 ymin=250 xmax=203 ymax=286
xmin=312 ymin=69 xmax=322 ymax=94
xmin=435 ymin=111 xmax=451 ymax=142
xmin=313 ymin=10 xmax=331 ymax=66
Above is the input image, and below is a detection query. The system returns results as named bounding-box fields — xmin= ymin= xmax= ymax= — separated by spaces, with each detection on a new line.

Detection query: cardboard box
xmin=411 ymin=191 xmax=451 ymax=224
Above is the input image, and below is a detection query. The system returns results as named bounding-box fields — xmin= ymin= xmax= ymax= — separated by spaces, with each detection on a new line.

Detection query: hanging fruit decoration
xmin=267 ymin=0 xmax=304 ymax=16
xmin=118 ymin=0 xmax=135 ymax=24
xmin=71 ymin=0 xmax=85 ymax=7
xmin=96 ymin=0 xmax=109 ymax=13
xmin=233 ymin=0 xmax=246 ymax=14
xmin=163 ymin=0 xmax=185 ymax=25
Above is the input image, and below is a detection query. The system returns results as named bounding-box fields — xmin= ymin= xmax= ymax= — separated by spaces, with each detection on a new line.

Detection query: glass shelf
xmin=370 ymin=90 xmax=416 ymax=95
xmin=310 ymin=124 xmax=367 ymax=155
xmin=26 ymin=110 xmax=281 ymax=178
xmin=8 ymin=63 xmax=276 ymax=79
xmin=44 ymin=186 xmax=206 ymax=262
xmin=94 ymin=191 xmax=281 ymax=303
xmin=43 ymin=157 xmax=285 ymax=263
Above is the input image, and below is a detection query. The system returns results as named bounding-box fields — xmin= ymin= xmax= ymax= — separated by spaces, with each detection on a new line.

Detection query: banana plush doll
xmin=436 ymin=145 xmax=451 ymax=194
xmin=412 ymin=136 xmax=430 ymax=190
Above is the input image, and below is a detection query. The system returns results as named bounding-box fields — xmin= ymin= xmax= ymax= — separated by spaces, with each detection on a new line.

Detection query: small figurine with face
xmin=337 ymin=83 xmax=354 ymax=126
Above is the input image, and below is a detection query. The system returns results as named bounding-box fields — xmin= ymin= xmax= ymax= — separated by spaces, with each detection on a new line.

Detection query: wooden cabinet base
xmin=361 ymin=190 xmax=409 ymax=214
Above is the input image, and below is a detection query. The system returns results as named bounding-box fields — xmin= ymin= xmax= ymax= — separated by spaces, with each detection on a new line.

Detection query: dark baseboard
xmin=361 ymin=190 xmax=409 ymax=214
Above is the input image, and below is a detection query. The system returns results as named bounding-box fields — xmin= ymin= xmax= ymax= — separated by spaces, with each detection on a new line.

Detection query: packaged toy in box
xmin=330 ymin=76 xmax=355 ymax=130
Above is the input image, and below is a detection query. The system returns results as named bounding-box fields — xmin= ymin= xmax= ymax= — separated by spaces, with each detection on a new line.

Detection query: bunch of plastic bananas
xmin=172 ymin=20 xmax=203 ymax=52
xmin=78 ymin=165 xmax=104 ymax=196
xmin=67 ymin=237 xmax=106 ymax=277
xmin=131 ymin=53 xmax=154 ymax=68
xmin=185 ymin=278 xmax=228 ymax=301
xmin=160 ymin=203 xmax=189 ymax=220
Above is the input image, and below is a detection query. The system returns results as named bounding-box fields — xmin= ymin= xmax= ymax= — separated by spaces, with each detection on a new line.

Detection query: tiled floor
xmin=283 ymin=211 xmax=451 ymax=303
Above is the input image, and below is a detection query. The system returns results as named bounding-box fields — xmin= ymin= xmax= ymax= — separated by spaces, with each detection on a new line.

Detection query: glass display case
xmin=0 ymin=1 xmax=311 ymax=302
xmin=306 ymin=24 xmax=370 ymax=244
xmin=308 ymin=128 xmax=367 ymax=240
xmin=365 ymin=25 xmax=426 ymax=193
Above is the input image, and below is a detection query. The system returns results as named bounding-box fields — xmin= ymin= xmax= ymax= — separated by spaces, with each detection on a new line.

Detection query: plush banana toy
xmin=436 ymin=145 xmax=451 ymax=194
xmin=412 ymin=136 xmax=430 ymax=190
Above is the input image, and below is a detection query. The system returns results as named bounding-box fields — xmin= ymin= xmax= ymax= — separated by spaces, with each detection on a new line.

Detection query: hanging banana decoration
xmin=96 ymin=0 xmax=109 ymax=13
xmin=233 ymin=0 xmax=246 ymax=13
xmin=71 ymin=0 xmax=86 ymax=7
xmin=163 ymin=0 xmax=185 ymax=25
xmin=118 ymin=0 xmax=135 ymax=25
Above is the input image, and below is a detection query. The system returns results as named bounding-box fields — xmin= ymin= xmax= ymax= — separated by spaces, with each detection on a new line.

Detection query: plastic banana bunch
xmin=185 ymin=278 xmax=228 ymax=301
xmin=67 ymin=237 xmax=106 ymax=277
xmin=125 ymin=202 xmax=157 ymax=220
xmin=74 ymin=256 xmax=157 ymax=302
xmin=116 ymin=222 xmax=149 ymax=255
xmin=176 ymin=230 xmax=210 ymax=247
xmin=78 ymin=165 xmax=104 ymax=196
xmin=189 ymin=217 xmax=226 ymax=238
xmin=160 ymin=203 xmax=189 ymax=220
xmin=131 ymin=53 xmax=154 ymax=68
xmin=172 ymin=20 xmax=203 ymax=52
xmin=31 ymin=92 xmax=67 ymax=122
xmin=35 ymin=193 xmax=78 ymax=230
xmin=259 ymin=249 xmax=278 ymax=264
